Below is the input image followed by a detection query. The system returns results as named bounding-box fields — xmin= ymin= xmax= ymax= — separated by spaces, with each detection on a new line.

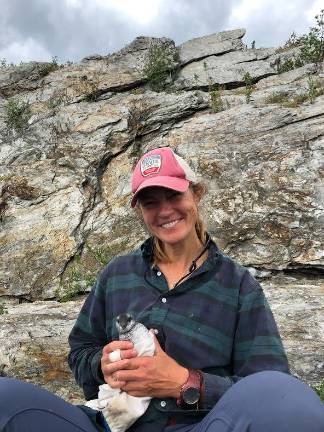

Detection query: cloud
xmin=0 ymin=0 xmax=132 ymax=62
xmin=227 ymin=0 xmax=321 ymax=48
xmin=141 ymin=0 xmax=236 ymax=44
xmin=0 ymin=0 xmax=321 ymax=63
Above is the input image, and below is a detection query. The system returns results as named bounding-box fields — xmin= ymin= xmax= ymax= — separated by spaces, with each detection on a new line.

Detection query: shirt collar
xmin=140 ymin=233 xmax=219 ymax=265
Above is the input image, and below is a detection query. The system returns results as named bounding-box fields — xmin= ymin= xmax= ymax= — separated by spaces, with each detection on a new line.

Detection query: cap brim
xmin=131 ymin=176 xmax=189 ymax=207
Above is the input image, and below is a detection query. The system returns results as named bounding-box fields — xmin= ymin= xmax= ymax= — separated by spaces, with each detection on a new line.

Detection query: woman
xmin=0 ymin=147 xmax=323 ymax=432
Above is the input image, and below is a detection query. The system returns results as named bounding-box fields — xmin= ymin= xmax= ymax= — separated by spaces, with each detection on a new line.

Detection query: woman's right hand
xmin=101 ymin=341 xmax=137 ymax=388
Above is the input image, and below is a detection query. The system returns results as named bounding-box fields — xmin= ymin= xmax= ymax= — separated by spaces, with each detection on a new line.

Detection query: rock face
xmin=0 ymin=300 xmax=85 ymax=403
xmin=0 ymin=29 xmax=323 ymax=398
xmin=178 ymin=29 xmax=246 ymax=65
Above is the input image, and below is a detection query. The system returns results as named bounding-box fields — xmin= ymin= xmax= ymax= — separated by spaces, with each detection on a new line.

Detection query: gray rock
xmin=178 ymin=29 xmax=246 ymax=65
xmin=0 ymin=299 xmax=85 ymax=403
xmin=0 ymin=61 xmax=59 ymax=97
xmin=176 ymin=48 xmax=276 ymax=89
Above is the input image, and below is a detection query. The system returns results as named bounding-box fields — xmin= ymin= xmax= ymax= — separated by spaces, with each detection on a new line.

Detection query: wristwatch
xmin=176 ymin=369 xmax=203 ymax=408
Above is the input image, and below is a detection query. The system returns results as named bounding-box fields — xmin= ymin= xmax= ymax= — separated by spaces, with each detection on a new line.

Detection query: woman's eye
xmin=142 ymin=200 xmax=156 ymax=208
xmin=169 ymin=192 xmax=181 ymax=200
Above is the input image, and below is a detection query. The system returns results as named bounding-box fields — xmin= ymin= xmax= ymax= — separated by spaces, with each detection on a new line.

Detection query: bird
xmin=85 ymin=313 xmax=155 ymax=432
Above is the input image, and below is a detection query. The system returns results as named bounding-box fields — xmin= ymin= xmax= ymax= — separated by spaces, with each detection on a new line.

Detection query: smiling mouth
xmin=160 ymin=219 xmax=182 ymax=229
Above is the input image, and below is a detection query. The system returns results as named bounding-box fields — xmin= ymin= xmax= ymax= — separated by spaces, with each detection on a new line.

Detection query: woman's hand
xmin=101 ymin=340 xmax=137 ymax=389
xmin=113 ymin=335 xmax=189 ymax=399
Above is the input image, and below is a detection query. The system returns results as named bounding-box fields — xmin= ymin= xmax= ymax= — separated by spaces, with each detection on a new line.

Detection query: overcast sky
xmin=0 ymin=0 xmax=322 ymax=64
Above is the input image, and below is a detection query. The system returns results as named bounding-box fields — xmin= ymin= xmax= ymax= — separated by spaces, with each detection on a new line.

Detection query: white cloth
xmin=85 ymin=324 xmax=155 ymax=432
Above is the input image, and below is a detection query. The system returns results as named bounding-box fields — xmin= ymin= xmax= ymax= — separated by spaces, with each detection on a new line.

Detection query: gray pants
xmin=166 ymin=371 xmax=324 ymax=432
xmin=0 ymin=372 xmax=323 ymax=431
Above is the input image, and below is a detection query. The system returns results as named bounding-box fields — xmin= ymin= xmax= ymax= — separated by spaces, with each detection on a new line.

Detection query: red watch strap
xmin=176 ymin=369 xmax=202 ymax=407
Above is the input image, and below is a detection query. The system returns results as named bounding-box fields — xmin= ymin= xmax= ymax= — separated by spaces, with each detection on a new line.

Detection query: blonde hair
xmin=152 ymin=182 xmax=207 ymax=263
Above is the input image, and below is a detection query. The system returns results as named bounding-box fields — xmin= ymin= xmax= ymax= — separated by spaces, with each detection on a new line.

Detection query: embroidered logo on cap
xmin=140 ymin=154 xmax=161 ymax=176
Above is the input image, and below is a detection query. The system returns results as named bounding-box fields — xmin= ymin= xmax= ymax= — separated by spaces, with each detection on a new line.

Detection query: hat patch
xmin=140 ymin=154 xmax=161 ymax=177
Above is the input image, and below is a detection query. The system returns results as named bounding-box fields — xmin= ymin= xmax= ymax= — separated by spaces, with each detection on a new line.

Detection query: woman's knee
xmin=0 ymin=378 xmax=25 ymax=400
xmin=220 ymin=371 xmax=320 ymax=406
xmin=215 ymin=371 xmax=324 ymax=431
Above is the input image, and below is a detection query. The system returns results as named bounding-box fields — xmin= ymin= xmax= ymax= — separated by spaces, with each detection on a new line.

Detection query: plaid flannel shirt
xmin=68 ymin=236 xmax=289 ymax=431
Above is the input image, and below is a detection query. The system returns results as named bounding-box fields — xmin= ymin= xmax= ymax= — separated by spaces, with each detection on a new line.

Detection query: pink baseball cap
xmin=131 ymin=147 xmax=197 ymax=207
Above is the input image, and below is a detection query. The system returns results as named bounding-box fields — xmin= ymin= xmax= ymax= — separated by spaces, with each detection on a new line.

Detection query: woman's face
xmin=138 ymin=186 xmax=200 ymax=246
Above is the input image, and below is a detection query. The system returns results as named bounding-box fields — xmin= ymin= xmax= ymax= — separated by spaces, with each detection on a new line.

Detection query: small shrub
xmin=142 ymin=41 xmax=179 ymax=92
xmin=39 ymin=56 xmax=60 ymax=77
xmin=0 ymin=304 xmax=8 ymax=315
xmin=5 ymin=99 xmax=31 ymax=132
xmin=195 ymin=63 xmax=231 ymax=112
xmin=306 ymin=75 xmax=323 ymax=102
xmin=265 ymin=92 xmax=289 ymax=104
xmin=313 ymin=380 xmax=324 ymax=402
xmin=209 ymin=84 xmax=229 ymax=113
xmin=265 ymin=77 xmax=324 ymax=107
xmin=78 ymin=74 xmax=101 ymax=102
xmin=277 ymin=58 xmax=299 ymax=74
xmin=243 ymin=72 xmax=254 ymax=103
xmin=298 ymin=10 xmax=324 ymax=65
xmin=283 ymin=31 xmax=303 ymax=49
xmin=284 ymin=93 xmax=309 ymax=107
xmin=277 ymin=9 xmax=324 ymax=71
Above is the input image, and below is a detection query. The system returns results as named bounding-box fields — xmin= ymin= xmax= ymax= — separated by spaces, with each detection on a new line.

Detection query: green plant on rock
xmin=265 ymin=76 xmax=324 ymax=107
xmin=243 ymin=72 xmax=254 ymax=103
xmin=39 ymin=56 xmax=60 ymax=77
xmin=284 ymin=93 xmax=309 ymax=107
xmin=265 ymin=92 xmax=289 ymax=104
xmin=307 ymin=75 xmax=320 ymax=103
xmin=208 ymin=83 xmax=229 ymax=113
xmin=276 ymin=57 xmax=303 ymax=74
xmin=79 ymin=74 xmax=101 ymax=102
xmin=142 ymin=41 xmax=179 ymax=92
xmin=86 ymin=241 xmax=129 ymax=266
xmin=282 ymin=31 xmax=302 ymax=49
xmin=298 ymin=10 xmax=324 ymax=65
xmin=313 ymin=380 xmax=324 ymax=402
xmin=277 ymin=9 xmax=324 ymax=71
xmin=0 ymin=304 xmax=8 ymax=315
xmin=197 ymin=63 xmax=230 ymax=112
xmin=5 ymin=99 xmax=31 ymax=132
xmin=56 ymin=254 xmax=97 ymax=302
xmin=57 ymin=240 xmax=129 ymax=302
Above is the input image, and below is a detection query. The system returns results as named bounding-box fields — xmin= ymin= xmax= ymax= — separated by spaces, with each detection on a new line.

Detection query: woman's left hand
xmin=115 ymin=334 xmax=189 ymax=398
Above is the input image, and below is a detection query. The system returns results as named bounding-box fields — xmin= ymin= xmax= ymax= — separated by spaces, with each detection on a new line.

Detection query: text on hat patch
xmin=140 ymin=154 xmax=161 ymax=177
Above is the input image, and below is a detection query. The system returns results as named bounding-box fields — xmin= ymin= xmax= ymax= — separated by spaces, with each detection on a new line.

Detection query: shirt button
xmin=160 ymin=401 xmax=166 ymax=407
xmin=157 ymin=271 xmax=162 ymax=276
xmin=161 ymin=297 xmax=167 ymax=303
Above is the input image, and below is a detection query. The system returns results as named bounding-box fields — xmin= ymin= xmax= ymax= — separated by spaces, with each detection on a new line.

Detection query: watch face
xmin=183 ymin=387 xmax=200 ymax=405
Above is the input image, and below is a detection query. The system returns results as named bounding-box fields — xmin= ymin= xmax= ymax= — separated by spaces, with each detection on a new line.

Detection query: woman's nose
xmin=157 ymin=197 xmax=173 ymax=214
